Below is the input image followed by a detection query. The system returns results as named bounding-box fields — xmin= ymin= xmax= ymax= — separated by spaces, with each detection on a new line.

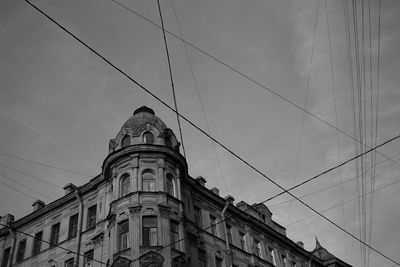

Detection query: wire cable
xmin=169 ymin=0 xmax=229 ymax=194
xmin=156 ymin=0 xmax=186 ymax=159
xmin=0 ymin=180 xmax=37 ymax=201
xmin=0 ymin=171 xmax=53 ymax=201
xmin=0 ymin=152 xmax=92 ymax=177
xmin=23 ymin=1 xmax=400 ymax=265
xmin=110 ymin=0 xmax=400 ymax=171
xmin=0 ymin=162 xmax=62 ymax=189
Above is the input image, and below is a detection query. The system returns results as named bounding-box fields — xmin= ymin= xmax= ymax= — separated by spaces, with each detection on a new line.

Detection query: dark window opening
xmin=50 ymin=223 xmax=60 ymax=248
xmin=142 ymin=216 xmax=157 ymax=246
xmin=87 ymin=205 xmax=97 ymax=230
xmin=68 ymin=214 xmax=78 ymax=239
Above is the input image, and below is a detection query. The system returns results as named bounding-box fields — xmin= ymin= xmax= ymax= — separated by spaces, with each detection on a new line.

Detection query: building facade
xmin=0 ymin=106 xmax=351 ymax=267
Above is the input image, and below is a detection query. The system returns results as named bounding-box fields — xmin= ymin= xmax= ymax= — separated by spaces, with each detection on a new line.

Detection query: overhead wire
xmin=0 ymin=152 xmax=92 ymax=177
xmin=0 ymin=162 xmax=62 ymax=189
xmin=168 ymin=0 xmax=229 ymax=194
xmin=23 ymin=1 xmax=400 ymax=265
xmin=156 ymin=0 xmax=187 ymax=159
xmin=109 ymin=0 xmax=400 ymax=172
xmin=325 ymin=0 xmax=347 ymax=258
xmin=287 ymin=0 xmax=320 ymax=227
xmin=0 ymin=171 xmax=53 ymax=201
xmin=0 ymin=179 xmax=38 ymax=201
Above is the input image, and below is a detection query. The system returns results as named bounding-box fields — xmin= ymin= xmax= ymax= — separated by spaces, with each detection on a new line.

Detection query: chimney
xmin=0 ymin=214 xmax=14 ymax=227
xmin=210 ymin=187 xmax=220 ymax=196
xmin=224 ymin=195 xmax=235 ymax=205
xmin=195 ymin=176 xmax=207 ymax=187
xmin=32 ymin=200 xmax=45 ymax=212
xmin=296 ymin=241 xmax=304 ymax=248
xmin=63 ymin=183 xmax=76 ymax=195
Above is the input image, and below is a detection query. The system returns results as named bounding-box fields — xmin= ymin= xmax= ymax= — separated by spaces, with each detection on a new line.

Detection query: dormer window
xmin=121 ymin=134 xmax=130 ymax=148
xmin=143 ymin=132 xmax=154 ymax=144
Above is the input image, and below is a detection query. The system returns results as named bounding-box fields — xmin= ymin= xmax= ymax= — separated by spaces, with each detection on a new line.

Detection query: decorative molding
xmin=128 ymin=205 xmax=142 ymax=215
xmin=139 ymin=250 xmax=164 ymax=267
xmin=158 ymin=204 xmax=171 ymax=218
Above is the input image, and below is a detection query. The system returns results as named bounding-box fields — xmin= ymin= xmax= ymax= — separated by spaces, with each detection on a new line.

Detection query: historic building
xmin=0 ymin=106 xmax=351 ymax=267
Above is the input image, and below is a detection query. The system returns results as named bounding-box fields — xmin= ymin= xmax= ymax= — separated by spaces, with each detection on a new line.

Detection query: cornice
xmin=11 ymin=174 xmax=105 ymax=229
xmin=184 ymin=176 xmax=317 ymax=260
xmin=102 ymin=144 xmax=188 ymax=179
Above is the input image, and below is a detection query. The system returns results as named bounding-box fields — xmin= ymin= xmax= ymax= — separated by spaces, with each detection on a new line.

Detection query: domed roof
xmin=119 ymin=106 xmax=167 ymax=136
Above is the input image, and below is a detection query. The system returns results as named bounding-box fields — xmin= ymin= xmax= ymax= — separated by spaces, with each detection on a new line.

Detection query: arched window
xmin=120 ymin=174 xmax=130 ymax=197
xmin=142 ymin=170 xmax=156 ymax=192
xmin=143 ymin=132 xmax=154 ymax=144
xmin=121 ymin=134 xmax=130 ymax=148
xmin=166 ymin=174 xmax=175 ymax=197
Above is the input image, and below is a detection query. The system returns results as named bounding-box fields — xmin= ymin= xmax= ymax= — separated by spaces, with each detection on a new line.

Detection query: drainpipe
xmin=72 ymin=185 xmax=84 ymax=267
xmin=221 ymin=201 xmax=231 ymax=267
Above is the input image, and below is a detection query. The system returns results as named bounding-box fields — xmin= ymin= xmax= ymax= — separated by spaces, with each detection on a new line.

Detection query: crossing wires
xmin=156 ymin=0 xmax=187 ymax=159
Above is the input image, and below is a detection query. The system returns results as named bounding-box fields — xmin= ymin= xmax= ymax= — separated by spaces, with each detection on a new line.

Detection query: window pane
xmin=120 ymin=174 xmax=130 ymax=197
xmin=1 ymin=248 xmax=10 ymax=267
xmin=32 ymin=232 xmax=42 ymax=256
xmin=16 ymin=239 xmax=26 ymax=262
xmin=143 ymin=132 xmax=154 ymax=144
xmin=143 ymin=216 xmax=157 ymax=246
xmin=68 ymin=214 xmax=78 ymax=239
xmin=50 ymin=223 xmax=60 ymax=248
xmin=83 ymin=250 xmax=94 ymax=265
xmin=87 ymin=205 xmax=97 ymax=229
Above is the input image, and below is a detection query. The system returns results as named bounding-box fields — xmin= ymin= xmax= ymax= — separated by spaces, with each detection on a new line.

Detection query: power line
xmin=110 ymin=0 xmax=400 ymax=171
xmin=0 ymin=162 xmax=62 ymax=189
xmin=23 ymin=1 xmax=400 ymax=265
xmin=0 ymin=222 xmax=109 ymax=266
xmin=169 ymin=0 xmax=229 ymax=194
xmin=0 ymin=152 xmax=93 ymax=177
xmin=0 ymin=179 xmax=37 ymax=201
xmin=0 ymin=171 xmax=53 ymax=201
xmin=156 ymin=0 xmax=186 ymax=159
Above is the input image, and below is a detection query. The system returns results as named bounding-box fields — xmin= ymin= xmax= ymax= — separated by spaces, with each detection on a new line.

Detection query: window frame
xmin=87 ymin=205 xmax=97 ymax=230
xmin=166 ymin=174 xmax=175 ymax=197
xmin=50 ymin=223 xmax=60 ymax=248
xmin=198 ymin=249 xmax=206 ymax=267
xmin=142 ymin=216 xmax=157 ymax=246
xmin=83 ymin=249 xmax=94 ymax=266
xmin=65 ymin=258 xmax=74 ymax=267
xmin=68 ymin=214 xmax=79 ymax=239
xmin=170 ymin=220 xmax=179 ymax=250
xmin=32 ymin=231 xmax=43 ymax=256
xmin=143 ymin=132 xmax=154 ymax=144
xmin=194 ymin=206 xmax=202 ymax=228
xmin=1 ymin=247 xmax=10 ymax=267
xmin=239 ymin=231 xmax=247 ymax=251
xmin=120 ymin=173 xmax=131 ymax=197
xmin=16 ymin=239 xmax=26 ymax=262
xmin=209 ymin=215 xmax=218 ymax=237
xmin=119 ymin=220 xmax=130 ymax=251
xmin=142 ymin=170 xmax=156 ymax=192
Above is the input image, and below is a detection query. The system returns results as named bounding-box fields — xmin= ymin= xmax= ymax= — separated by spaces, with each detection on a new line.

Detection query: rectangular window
xmin=170 ymin=220 xmax=179 ymax=250
xmin=16 ymin=239 xmax=26 ymax=262
xmin=32 ymin=231 xmax=42 ymax=256
xmin=209 ymin=215 xmax=218 ymax=236
xmin=142 ymin=216 xmax=157 ymax=246
xmin=255 ymin=240 xmax=262 ymax=258
xmin=65 ymin=258 xmax=74 ymax=267
xmin=269 ymin=247 xmax=277 ymax=266
xmin=215 ymin=257 xmax=223 ymax=267
xmin=119 ymin=220 xmax=130 ymax=251
xmin=194 ymin=206 xmax=202 ymax=227
xmin=50 ymin=223 xmax=60 ymax=248
xmin=87 ymin=205 xmax=97 ymax=230
xmin=83 ymin=249 xmax=94 ymax=266
xmin=1 ymin=248 xmax=10 ymax=267
xmin=239 ymin=232 xmax=247 ymax=251
xmin=226 ymin=224 xmax=233 ymax=244
xmin=198 ymin=249 xmax=206 ymax=267
xmin=68 ymin=214 xmax=79 ymax=239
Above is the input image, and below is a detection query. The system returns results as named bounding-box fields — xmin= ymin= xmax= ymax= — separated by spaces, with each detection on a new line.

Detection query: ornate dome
xmin=119 ymin=106 xmax=167 ymax=136
xmin=108 ymin=106 xmax=180 ymax=154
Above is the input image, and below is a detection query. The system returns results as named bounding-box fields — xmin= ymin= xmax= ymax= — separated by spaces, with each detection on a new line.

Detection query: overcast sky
xmin=1 ymin=0 xmax=400 ymax=266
